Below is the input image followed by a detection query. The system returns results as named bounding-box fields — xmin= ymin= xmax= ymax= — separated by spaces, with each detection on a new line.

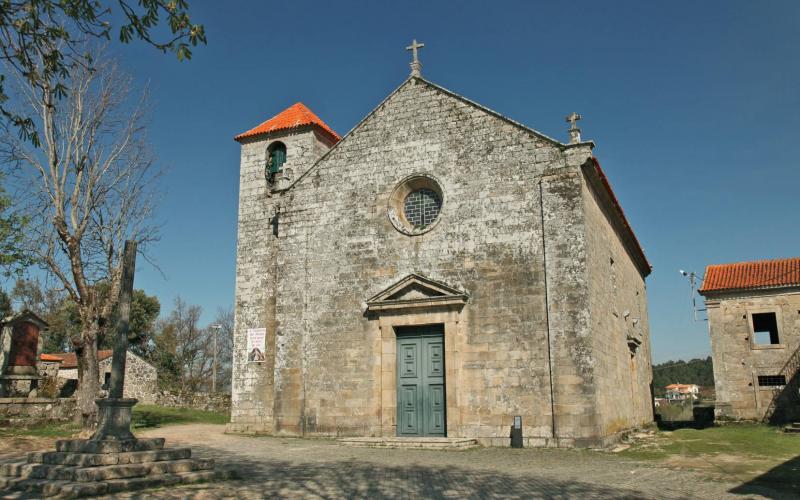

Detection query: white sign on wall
xmin=246 ymin=328 xmax=266 ymax=363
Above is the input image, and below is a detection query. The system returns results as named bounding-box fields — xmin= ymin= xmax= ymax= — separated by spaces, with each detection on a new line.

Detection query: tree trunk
xmin=75 ymin=328 xmax=100 ymax=427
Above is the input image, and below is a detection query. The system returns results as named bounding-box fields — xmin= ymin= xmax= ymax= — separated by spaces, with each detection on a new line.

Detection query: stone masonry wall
xmin=156 ymin=390 xmax=231 ymax=413
xmin=582 ymin=168 xmax=653 ymax=439
xmin=57 ymin=351 xmax=157 ymax=403
xmin=539 ymin=166 xmax=598 ymax=446
xmin=705 ymin=290 xmax=800 ymax=422
xmin=0 ymin=397 xmax=76 ymax=425
xmin=229 ymin=126 xmax=335 ymax=434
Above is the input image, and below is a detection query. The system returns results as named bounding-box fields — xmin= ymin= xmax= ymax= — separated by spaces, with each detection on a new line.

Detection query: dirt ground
xmin=0 ymin=424 xmax=788 ymax=499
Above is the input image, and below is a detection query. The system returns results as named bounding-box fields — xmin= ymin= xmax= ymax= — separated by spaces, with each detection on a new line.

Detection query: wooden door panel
xmin=426 ymin=342 xmax=443 ymax=377
xmin=399 ymin=385 xmax=419 ymax=435
xmin=426 ymin=384 xmax=446 ymax=435
xmin=400 ymin=343 xmax=418 ymax=379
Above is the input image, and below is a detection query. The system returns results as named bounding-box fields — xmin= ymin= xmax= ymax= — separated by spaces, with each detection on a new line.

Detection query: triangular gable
xmin=288 ymin=76 xmax=585 ymax=192
xmin=366 ymin=274 xmax=467 ymax=312
xmin=1 ymin=309 xmax=49 ymax=329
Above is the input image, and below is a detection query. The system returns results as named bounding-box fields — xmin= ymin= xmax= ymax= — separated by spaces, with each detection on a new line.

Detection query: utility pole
xmin=680 ymin=270 xmax=706 ymax=321
xmin=210 ymin=324 xmax=222 ymax=393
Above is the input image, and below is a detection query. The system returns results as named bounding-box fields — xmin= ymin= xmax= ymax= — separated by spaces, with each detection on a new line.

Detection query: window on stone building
xmin=403 ymin=188 xmax=441 ymax=229
xmin=267 ymin=141 xmax=287 ymax=179
xmin=758 ymin=375 xmax=786 ymax=387
xmin=752 ymin=312 xmax=780 ymax=345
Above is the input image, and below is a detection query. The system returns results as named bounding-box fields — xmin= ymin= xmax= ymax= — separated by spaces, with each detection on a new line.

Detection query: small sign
xmin=246 ymin=328 xmax=267 ymax=363
xmin=514 ymin=416 xmax=522 ymax=429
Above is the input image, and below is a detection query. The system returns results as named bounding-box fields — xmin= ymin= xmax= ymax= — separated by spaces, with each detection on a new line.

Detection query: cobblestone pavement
xmin=87 ymin=424 xmax=776 ymax=500
xmin=0 ymin=424 xmax=780 ymax=499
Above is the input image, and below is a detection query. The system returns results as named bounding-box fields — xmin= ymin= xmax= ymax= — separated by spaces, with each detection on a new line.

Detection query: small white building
xmin=665 ymin=384 xmax=699 ymax=401
xmin=43 ymin=349 xmax=158 ymax=404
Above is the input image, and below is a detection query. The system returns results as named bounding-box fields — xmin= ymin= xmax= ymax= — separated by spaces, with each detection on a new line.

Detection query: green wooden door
xmin=397 ymin=325 xmax=446 ymax=437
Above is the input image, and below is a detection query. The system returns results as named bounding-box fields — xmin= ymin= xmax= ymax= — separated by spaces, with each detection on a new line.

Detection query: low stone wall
xmin=0 ymin=397 xmax=76 ymax=426
xmin=155 ymin=391 xmax=231 ymax=414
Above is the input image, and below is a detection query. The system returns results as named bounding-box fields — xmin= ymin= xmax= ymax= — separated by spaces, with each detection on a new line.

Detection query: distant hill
xmin=652 ymin=357 xmax=714 ymax=397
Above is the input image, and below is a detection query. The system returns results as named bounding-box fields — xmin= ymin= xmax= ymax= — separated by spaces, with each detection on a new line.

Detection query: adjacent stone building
xmin=46 ymin=349 xmax=158 ymax=403
xmin=228 ymin=52 xmax=654 ymax=447
xmin=699 ymin=257 xmax=800 ymax=423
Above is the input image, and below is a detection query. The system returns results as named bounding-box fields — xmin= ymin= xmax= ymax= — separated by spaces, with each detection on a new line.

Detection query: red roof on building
xmin=234 ymin=102 xmax=340 ymax=143
xmin=39 ymin=353 xmax=63 ymax=363
xmin=43 ymin=350 xmax=113 ymax=369
xmin=665 ymin=384 xmax=697 ymax=390
xmin=700 ymin=257 xmax=800 ymax=293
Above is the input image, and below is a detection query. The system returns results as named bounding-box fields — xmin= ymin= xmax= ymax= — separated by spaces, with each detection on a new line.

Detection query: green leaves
xmin=0 ymin=175 xmax=32 ymax=276
xmin=0 ymin=0 xmax=206 ymax=142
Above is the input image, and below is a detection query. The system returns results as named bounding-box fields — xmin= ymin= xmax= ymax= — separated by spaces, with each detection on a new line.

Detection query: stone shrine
xmin=0 ymin=310 xmax=48 ymax=398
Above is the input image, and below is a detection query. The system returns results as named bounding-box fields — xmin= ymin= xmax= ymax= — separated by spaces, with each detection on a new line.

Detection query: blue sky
xmin=104 ymin=1 xmax=800 ymax=363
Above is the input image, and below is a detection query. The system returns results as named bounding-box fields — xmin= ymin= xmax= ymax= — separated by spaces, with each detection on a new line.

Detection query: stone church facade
xmin=228 ymin=66 xmax=653 ymax=447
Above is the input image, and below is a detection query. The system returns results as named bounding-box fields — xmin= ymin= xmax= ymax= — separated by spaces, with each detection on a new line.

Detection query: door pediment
xmin=366 ymin=274 xmax=467 ymax=312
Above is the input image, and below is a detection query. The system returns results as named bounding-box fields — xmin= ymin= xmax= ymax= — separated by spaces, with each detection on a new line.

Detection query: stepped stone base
xmin=0 ymin=438 xmax=232 ymax=498
xmin=337 ymin=437 xmax=479 ymax=450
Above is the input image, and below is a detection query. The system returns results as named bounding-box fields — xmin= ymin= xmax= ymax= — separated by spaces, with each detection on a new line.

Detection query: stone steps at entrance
xmin=337 ymin=437 xmax=479 ymax=450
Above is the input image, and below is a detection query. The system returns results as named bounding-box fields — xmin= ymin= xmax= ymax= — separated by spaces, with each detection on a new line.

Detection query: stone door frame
xmin=365 ymin=274 xmax=467 ymax=438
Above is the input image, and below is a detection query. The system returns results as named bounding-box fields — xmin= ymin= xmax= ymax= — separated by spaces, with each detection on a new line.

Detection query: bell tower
xmin=234 ymin=102 xmax=339 ymax=191
xmin=228 ymin=102 xmax=339 ymax=435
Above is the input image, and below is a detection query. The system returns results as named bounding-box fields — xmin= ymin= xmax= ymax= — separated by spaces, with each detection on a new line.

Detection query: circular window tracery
xmin=388 ymin=174 xmax=445 ymax=236
xmin=403 ymin=188 xmax=441 ymax=229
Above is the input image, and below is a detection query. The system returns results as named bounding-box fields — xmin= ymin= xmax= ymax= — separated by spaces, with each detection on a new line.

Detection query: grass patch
xmin=132 ymin=405 xmax=229 ymax=429
xmin=0 ymin=421 xmax=80 ymax=439
xmin=622 ymin=424 xmax=800 ymax=461
xmin=621 ymin=424 xmax=800 ymax=495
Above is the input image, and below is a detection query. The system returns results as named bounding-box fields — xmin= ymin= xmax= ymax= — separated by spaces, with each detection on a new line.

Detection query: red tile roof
xmin=700 ymin=257 xmax=800 ymax=293
xmin=234 ymin=102 xmax=340 ymax=143
xmin=665 ymin=384 xmax=697 ymax=390
xmin=43 ymin=350 xmax=113 ymax=369
xmin=39 ymin=353 xmax=63 ymax=363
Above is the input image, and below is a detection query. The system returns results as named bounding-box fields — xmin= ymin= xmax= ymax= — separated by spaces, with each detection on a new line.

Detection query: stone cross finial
xmin=566 ymin=112 xmax=582 ymax=144
xmin=406 ymin=39 xmax=425 ymax=77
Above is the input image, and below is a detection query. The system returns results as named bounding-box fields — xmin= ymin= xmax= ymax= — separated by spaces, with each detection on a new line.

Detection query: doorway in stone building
xmin=396 ymin=324 xmax=446 ymax=437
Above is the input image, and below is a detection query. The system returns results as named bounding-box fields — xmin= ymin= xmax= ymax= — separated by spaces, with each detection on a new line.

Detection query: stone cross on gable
xmin=406 ymin=39 xmax=425 ymax=77
xmin=566 ymin=112 xmax=582 ymax=130
xmin=565 ymin=112 xmax=582 ymax=144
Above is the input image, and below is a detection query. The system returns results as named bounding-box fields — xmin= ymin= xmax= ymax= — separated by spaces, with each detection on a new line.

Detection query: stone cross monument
xmin=90 ymin=240 xmax=138 ymax=442
xmin=406 ymin=39 xmax=425 ymax=77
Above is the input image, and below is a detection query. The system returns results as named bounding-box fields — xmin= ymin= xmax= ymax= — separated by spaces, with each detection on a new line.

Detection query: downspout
xmin=538 ymin=179 xmax=558 ymax=446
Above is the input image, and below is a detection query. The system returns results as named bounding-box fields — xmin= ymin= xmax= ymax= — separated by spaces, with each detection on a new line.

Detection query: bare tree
xmin=1 ymin=49 xmax=159 ymax=427
xmin=154 ymin=297 xmax=210 ymax=392
xmin=211 ymin=307 xmax=234 ymax=393
xmin=152 ymin=299 xmax=234 ymax=393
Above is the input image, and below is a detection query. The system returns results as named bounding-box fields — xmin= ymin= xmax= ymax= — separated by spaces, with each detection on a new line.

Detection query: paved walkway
xmin=102 ymin=424 xmax=778 ymax=499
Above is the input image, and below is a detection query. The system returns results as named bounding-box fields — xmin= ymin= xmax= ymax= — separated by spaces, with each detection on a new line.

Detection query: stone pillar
xmin=91 ymin=240 xmax=138 ymax=442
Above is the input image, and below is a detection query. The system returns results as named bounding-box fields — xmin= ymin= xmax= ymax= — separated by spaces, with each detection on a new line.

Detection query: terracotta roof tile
xmin=43 ymin=349 xmax=113 ymax=369
xmin=234 ymin=102 xmax=340 ymax=143
xmin=699 ymin=257 xmax=800 ymax=293
xmin=39 ymin=353 xmax=63 ymax=362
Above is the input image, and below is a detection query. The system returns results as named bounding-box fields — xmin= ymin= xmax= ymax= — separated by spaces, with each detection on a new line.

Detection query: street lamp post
xmin=210 ymin=324 xmax=222 ymax=393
